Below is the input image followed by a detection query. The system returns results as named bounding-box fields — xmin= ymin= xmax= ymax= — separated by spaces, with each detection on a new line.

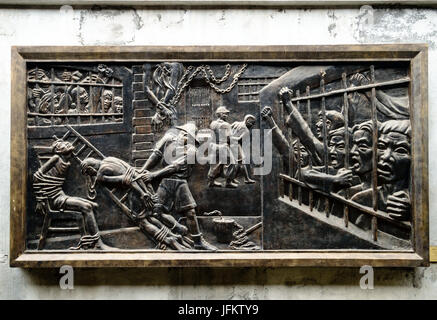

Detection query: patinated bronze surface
xmin=10 ymin=45 xmax=429 ymax=267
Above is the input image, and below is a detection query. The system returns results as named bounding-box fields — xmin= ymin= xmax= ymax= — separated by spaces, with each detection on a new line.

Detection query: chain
xmin=202 ymin=63 xmax=248 ymax=94
xmin=169 ymin=63 xmax=247 ymax=105
xmin=203 ymin=64 xmax=231 ymax=84
xmin=169 ymin=65 xmax=203 ymax=106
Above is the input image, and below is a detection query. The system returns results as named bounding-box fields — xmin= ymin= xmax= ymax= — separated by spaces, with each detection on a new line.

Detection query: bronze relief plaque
xmin=10 ymin=45 xmax=429 ymax=267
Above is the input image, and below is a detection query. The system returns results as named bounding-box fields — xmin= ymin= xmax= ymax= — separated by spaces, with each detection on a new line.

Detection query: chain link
xmin=203 ymin=64 xmax=231 ymax=84
xmin=169 ymin=63 xmax=247 ymax=106
xmin=202 ymin=64 xmax=247 ymax=94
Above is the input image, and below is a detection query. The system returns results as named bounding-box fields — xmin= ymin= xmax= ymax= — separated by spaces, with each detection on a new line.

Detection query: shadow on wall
xmin=23 ymin=267 xmax=425 ymax=288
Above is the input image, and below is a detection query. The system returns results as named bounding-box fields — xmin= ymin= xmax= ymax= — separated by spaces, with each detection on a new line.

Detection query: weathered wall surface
xmin=1 ymin=6 xmax=437 ymax=299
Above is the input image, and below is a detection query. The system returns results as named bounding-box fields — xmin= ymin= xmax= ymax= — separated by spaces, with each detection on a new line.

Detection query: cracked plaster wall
xmin=1 ymin=6 xmax=437 ymax=299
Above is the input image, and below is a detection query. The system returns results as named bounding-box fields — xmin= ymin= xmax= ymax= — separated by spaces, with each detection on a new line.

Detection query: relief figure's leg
xmin=64 ymin=197 xmax=115 ymax=250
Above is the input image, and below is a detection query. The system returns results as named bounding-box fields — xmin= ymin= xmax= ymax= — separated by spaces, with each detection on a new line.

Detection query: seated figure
xmin=33 ymin=139 xmax=112 ymax=250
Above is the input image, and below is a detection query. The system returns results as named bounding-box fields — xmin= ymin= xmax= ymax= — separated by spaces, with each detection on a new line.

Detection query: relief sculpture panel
xmin=11 ymin=46 xmax=428 ymax=267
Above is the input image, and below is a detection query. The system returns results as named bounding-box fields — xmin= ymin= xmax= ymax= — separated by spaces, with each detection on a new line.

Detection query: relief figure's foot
xmin=94 ymin=239 xmax=119 ymax=251
xmin=225 ymin=180 xmax=238 ymax=188
xmin=208 ymin=178 xmax=223 ymax=188
xmin=192 ymin=233 xmax=217 ymax=251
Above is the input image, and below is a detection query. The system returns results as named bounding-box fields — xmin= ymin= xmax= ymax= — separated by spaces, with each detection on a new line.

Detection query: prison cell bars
xmin=27 ymin=68 xmax=124 ymax=126
xmin=295 ymin=89 xmax=302 ymax=206
xmin=370 ymin=65 xmax=379 ymax=241
xmin=89 ymin=71 xmax=94 ymax=124
xmin=287 ymin=96 xmax=294 ymax=203
xmin=76 ymin=78 xmax=81 ymax=125
xmin=64 ymin=81 xmax=69 ymax=124
xmin=100 ymin=77 xmax=105 ymax=122
xmin=306 ymin=85 xmax=314 ymax=212
xmin=34 ymin=66 xmax=40 ymax=125
xmin=320 ymin=74 xmax=330 ymax=217
xmin=279 ymin=66 xmax=412 ymax=242
xmin=49 ymin=68 xmax=55 ymax=125
xmin=342 ymin=73 xmax=350 ymax=228
xmin=279 ymin=173 xmax=411 ymax=230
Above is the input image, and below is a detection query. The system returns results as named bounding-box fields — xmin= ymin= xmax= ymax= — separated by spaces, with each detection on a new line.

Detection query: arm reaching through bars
xmin=279 ymin=87 xmax=324 ymax=165
xmin=261 ymin=106 xmax=290 ymax=157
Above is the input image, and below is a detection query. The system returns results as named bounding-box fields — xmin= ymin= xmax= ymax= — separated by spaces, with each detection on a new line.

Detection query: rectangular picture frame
xmin=10 ymin=44 xmax=429 ymax=267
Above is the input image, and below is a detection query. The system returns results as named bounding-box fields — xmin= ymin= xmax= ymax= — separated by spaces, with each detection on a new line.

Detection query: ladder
xmin=52 ymin=125 xmax=192 ymax=249
xmin=57 ymin=125 xmax=137 ymax=220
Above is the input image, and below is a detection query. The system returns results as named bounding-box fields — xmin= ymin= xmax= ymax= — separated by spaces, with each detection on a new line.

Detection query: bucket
xmin=213 ymin=217 xmax=236 ymax=244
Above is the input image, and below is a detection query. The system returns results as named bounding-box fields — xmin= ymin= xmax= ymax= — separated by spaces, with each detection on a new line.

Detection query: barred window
xmin=237 ymin=76 xmax=279 ymax=103
xmin=27 ymin=65 xmax=124 ymax=127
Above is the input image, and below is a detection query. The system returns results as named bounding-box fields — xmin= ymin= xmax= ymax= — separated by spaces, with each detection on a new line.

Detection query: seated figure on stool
xmin=33 ymin=139 xmax=112 ymax=250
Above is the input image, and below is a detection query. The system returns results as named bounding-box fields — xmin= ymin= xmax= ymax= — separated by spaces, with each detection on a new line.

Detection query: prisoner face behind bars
xmin=327 ymin=127 xmax=352 ymax=170
xmin=292 ymin=139 xmax=310 ymax=168
xmin=377 ymin=120 xmax=411 ymax=186
xmin=350 ymin=120 xmax=374 ymax=176
xmin=315 ymin=110 xmax=345 ymax=140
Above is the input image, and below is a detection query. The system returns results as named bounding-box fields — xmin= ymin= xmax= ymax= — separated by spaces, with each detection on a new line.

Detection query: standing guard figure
xmin=207 ymin=106 xmax=238 ymax=188
xmin=230 ymin=114 xmax=257 ymax=184
xmin=141 ymin=123 xmax=217 ymax=251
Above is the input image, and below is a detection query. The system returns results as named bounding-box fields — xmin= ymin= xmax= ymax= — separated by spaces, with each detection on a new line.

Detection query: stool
xmin=37 ymin=198 xmax=86 ymax=250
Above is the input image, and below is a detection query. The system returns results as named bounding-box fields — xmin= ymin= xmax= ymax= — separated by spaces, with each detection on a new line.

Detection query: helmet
xmin=215 ymin=106 xmax=230 ymax=114
xmin=175 ymin=122 xmax=198 ymax=142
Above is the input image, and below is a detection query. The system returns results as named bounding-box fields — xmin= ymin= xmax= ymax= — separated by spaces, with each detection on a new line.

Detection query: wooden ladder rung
xmin=71 ymin=137 xmax=79 ymax=145
xmin=85 ymin=150 xmax=94 ymax=159
xmin=119 ymin=192 xmax=129 ymax=203
xmin=61 ymin=130 xmax=71 ymax=140
xmin=48 ymin=227 xmax=80 ymax=232
xmin=74 ymin=144 xmax=86 ymax=156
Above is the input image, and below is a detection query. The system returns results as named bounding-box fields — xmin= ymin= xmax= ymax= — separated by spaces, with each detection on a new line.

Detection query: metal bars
xmin=27 ymin=66 xmax=123 ymax=126
xmin=280 ymin=66 xmax=411 ymax=242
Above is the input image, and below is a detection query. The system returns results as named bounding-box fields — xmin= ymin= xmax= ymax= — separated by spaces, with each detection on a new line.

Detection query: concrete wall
xmin=1 ymin=5 xmax=437 ymax=299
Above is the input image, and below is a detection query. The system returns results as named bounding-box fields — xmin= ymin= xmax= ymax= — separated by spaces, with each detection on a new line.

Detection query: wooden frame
xmin=10 ymin=44 xmax=429 ymax=268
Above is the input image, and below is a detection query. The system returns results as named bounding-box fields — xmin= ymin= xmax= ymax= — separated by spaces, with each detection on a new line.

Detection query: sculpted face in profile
xmin=72 ymin=87 xmax=89 ymax=106
xmin=315 ymin=110 xmax=344 ymax=140
xmin=315 ymin=112 xmax=329 ymax=140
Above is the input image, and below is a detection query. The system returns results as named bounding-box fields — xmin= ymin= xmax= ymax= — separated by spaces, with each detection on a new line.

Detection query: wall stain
xmin=77 ymin=8 xmax=140 ymax=45
xmin=327 ymin=9 xmax=338 ymax=39
xmin=413 ymin=267 xmax=425 ymax=289
xmin=219 ymin=9 xmax=226 ymax=22
xmin=132 ymin=9 xmax=144 ymax=30
xmin=353 ymin=8 xmax=437 ymax=49
xmin=77 ymin=11 xmax=85 ymax=45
